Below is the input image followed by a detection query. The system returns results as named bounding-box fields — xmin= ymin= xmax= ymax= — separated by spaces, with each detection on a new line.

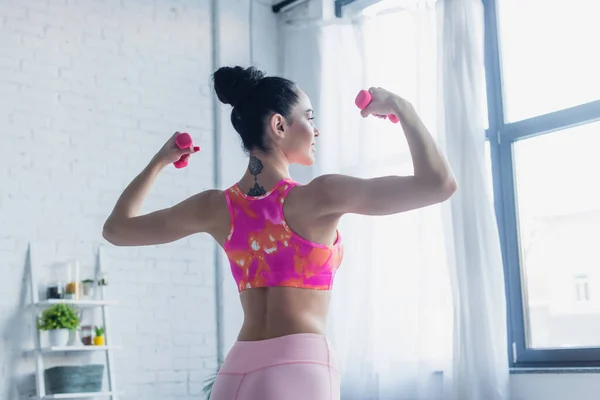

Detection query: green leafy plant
xmin=82 ymin=279 xmax=95 ymax=284
xmin=202 ymin=367 xmax=220 ymax=400
xmin=94 ymin=326 xmax=105 ymax=337
xmin=36 ymin=304 xmax=80 ymax=331
xmin=97 ymin=273 xmax=108 ymax=286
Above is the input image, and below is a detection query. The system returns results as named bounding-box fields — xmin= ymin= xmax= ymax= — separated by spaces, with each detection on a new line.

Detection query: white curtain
xmin=437 ymin=1 xmax=509 ymax=399
xmin=282 ymin=1 xmax=509 ymax=399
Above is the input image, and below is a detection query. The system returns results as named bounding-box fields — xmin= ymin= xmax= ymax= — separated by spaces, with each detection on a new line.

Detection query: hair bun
xmin=212 ymin=66 xmax=265 ymax=107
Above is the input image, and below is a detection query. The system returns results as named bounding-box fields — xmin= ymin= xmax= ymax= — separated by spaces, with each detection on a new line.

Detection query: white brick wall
xmin=0 ymin=0 xmax=277 ymax=399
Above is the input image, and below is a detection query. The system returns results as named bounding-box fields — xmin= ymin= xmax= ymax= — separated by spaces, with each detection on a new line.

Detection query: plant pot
xmin=68 ymin=329 xmax=83 ymax=347
xmin=48 ymin=329 xmax=70 ymax=347
xmin=82 ymin=282 xmax=94 ymax=297
xmin=93 ymin=336 xmax=105 ymax=346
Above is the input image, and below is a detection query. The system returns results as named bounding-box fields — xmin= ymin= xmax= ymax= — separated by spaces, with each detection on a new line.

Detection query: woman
xmin=103 ymin=66 xmax=456 ymax=400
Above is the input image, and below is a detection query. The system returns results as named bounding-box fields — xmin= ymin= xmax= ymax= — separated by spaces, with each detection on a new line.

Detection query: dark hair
xmin=212 ymin=66 xmax=299 ymax=153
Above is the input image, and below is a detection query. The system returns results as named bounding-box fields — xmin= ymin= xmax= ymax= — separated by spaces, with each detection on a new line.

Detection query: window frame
xmin=338 ymin=0 xmax=600 ymax=367
xmin=483 ymin=0 xmax=600 ymax=367
xmin=335 ymin=0 xmax=360 ymax=17
xmin=573 ymin=274 xmax=591 ymax=303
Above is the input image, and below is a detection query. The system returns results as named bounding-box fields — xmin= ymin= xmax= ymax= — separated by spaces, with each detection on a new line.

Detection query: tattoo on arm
xmin=247 ymin=156 xmax=267 ymax=196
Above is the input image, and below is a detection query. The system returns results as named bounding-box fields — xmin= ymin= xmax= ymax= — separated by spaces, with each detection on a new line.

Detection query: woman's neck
xmin=239 ymin=152 xmax=290 ymax=196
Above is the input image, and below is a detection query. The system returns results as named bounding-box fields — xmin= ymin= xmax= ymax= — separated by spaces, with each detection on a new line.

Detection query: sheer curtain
xmin=437 ymin=1 xmax=509 ymax=399
xmin=282 ymin=1 xmax=508 ymax=399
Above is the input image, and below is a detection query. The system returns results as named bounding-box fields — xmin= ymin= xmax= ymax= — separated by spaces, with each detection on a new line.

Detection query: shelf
xmin=35 ymin=392 xmax=119 ymax=399
xmin=28 ymin=245 xmax=119 ymax=400
xmin=38 ymin=345 xmax=121 ymax=353
xmin=33 ymin=299 xmax=117 ymax=308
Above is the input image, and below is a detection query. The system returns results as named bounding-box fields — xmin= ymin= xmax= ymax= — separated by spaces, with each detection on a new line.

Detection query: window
xmin=485 ymin=0 xmax=600 ymax=366
xmin=334 ymin=0 xmax=361 ymax=17
xmin=496 ymin=0 xmax=600 ymax=122
xmin=574 ymin=275 xmax=590 ymax=303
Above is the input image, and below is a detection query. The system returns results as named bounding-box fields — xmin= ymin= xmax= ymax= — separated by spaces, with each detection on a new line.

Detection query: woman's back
xmin=215 ymin=177 xmax=343 ymax=341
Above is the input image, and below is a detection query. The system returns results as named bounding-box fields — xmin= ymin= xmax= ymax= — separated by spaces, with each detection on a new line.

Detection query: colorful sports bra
xmin=223 ymin=178 xmax=344 ymax=293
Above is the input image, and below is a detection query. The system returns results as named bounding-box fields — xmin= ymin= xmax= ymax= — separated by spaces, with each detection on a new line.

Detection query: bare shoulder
xmin=301 ymin=174 xmax=357 ymax=217
xmin=308 ymin=173 xmax=358 ymax=190
xmin=281 ymin=175 xmax=341 ymax=219
xmin=306 ymin=173 xmax=373 ymax=208
xmin=190 ymin=188 xmax=226 ymax=209
xmin=193 ymin=188 xmax=230 ymax=243
xmin=307 ymin=173 xmax=370 ymax=193
xmin=188 ymin=189 xmax=229 ymax=227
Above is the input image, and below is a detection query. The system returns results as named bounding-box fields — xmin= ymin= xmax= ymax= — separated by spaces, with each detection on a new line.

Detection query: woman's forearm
xmin=105 ymin=158 xmax=167 ymax=223
xmin=392 ymin=98 xmax=455 ymax=187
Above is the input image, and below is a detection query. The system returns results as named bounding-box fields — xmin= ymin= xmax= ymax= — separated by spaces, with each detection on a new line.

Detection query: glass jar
xmin=63 ymin=260 xmax=81 ymax=300
xmin=80 ymin=325 xmax=93 ymax=345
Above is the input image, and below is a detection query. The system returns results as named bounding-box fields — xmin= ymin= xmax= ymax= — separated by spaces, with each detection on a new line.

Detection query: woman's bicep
xmin=102 ymin=190 xmax=222 ymax=246
xmin=314 ymin=174 xmax=456 ymax=216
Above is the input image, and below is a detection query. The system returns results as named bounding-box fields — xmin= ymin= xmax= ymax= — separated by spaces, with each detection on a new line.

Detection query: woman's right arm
xmin=102 ymin=132 xmax=219 ymax=246
xmin=311 ymin=87 xmax=457 ymax=217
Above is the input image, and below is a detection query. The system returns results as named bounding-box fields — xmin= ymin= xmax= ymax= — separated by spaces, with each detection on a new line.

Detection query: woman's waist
xmin=239 ymin=289 xmax=330 ymax=338
xmin=221 ymin=332 xmax=339 ymax=375
xmin=238 ymin=310 xmax=328 ymax=341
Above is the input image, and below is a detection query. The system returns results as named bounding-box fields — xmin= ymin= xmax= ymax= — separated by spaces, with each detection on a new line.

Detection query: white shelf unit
xmin=36 ymin=346 xmax=122 ymax=354
xmin=37 ymin=391 xmax=119 ymax=399
xmin=28 ymin=243 xmax=120 ymax=400
xmin=34 ymin=299 xmax=118 ymax=308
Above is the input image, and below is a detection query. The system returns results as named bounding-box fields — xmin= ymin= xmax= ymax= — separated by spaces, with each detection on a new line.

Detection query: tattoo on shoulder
xmin=247 ymin=156 xmax=267 ymax=196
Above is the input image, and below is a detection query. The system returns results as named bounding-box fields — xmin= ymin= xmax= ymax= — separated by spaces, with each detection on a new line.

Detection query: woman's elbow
xmin=440 ymin=176 xmax=458 ymax=201
xmin=102 ymin=220 xmax=124 ymax=246
xmin=428 ymin=176 xmax=457 ymax=203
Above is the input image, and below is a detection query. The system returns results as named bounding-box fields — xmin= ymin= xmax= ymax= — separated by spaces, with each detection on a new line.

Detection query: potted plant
xmin=97 ymin=273 xmax=108 ymax=287
xmin=93 ymin=326 xmax=105 ymax=346
xmin=37 ymin=304 xmax=80 ymax=347
xmin=203 ymin=367 xmax=220 ymax=400
xmin=81 ymin=279 xmax=95 ymax=297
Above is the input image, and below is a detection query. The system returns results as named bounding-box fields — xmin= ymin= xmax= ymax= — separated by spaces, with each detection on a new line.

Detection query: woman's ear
xmin=268 ymin=113 xmax=287 ymax=140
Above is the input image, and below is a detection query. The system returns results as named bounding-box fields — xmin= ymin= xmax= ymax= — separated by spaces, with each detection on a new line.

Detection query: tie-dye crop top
xmin=223 ymin=178 xmax=343 ymax=292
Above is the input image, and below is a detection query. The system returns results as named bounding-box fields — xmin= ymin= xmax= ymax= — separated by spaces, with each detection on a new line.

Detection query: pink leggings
xmin=209 ymin=333 xmax=341 ymax=400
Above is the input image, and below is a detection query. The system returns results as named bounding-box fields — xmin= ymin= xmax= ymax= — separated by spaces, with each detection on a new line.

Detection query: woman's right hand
xmin=151 ymin=132 xmax=200 ymax=167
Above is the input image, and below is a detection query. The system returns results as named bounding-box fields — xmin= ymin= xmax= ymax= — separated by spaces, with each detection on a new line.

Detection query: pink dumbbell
xmin=355 ymin=90 xmax=399 ymax=123
xmin=174 ymin=132 xmax=199 ymax=169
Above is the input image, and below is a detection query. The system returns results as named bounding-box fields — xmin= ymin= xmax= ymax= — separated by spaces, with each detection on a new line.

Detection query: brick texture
xmin=0 ymin=0 xmax=276 ymax=398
